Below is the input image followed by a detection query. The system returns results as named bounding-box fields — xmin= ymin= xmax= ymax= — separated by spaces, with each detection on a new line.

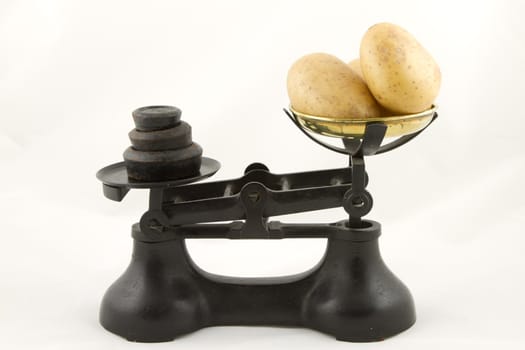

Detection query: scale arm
xmin=140 ymin=164 xmax=361 ymax=234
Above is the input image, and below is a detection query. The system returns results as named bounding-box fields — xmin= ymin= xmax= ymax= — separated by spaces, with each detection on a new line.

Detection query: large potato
xmin=360 ymin=23 xmax=441 ymax=114
xmin=287 ymin=53 xmax=382 ymax=119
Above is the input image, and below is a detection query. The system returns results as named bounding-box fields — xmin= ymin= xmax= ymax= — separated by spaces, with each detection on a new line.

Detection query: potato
xmin=287 ymin=53 xmax=382 ymax=119
xmin=348 ymin=58 xmax=364 ymax=80
xmin=360 ymin=23 xmax=441 ymax=114
xmin=348 ymin=58 xmax=397 ymax=117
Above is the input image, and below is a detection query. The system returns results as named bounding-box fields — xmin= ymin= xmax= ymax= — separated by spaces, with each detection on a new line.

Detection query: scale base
xmin=99 ymin=220 xmax=415 ymax=342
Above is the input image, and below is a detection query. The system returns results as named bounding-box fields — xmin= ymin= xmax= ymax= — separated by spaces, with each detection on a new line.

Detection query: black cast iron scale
xmin=96 ymin=105 xmax=437 ymax=342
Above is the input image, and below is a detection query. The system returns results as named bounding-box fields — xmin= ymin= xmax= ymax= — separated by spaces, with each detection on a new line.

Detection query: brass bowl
xmin=290 ymin=105 xmax=437 ymax=138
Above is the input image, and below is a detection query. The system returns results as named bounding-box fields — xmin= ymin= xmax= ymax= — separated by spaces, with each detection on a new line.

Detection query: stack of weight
xmin=123 ymin=106 xmax=202 ymax=182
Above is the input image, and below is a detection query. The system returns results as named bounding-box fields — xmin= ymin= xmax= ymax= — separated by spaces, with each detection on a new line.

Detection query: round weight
xmin=132 ymin=105 xmax=181 ymax=131
xmin=128 ymin=121 xmax=192 ymax=151
xmin=123 ymin=143 xmax=202 ymax=182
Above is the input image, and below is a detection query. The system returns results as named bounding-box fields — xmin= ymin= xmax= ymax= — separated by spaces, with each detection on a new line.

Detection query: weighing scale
xmin=96 ymin=104 xmax=437 ymax=342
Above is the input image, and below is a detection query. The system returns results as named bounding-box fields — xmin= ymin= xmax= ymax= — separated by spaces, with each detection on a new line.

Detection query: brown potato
xmin=287 ymin=53 xmax=382 ymax=119
xmin=360 ymin=23 xmax=441 ymax=114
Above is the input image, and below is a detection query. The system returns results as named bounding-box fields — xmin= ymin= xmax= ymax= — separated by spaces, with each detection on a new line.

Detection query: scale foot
xmin=302 ymin=222 xmax=416 ymax=342
xmin=99 ymin=239 xmax=209 ymax=342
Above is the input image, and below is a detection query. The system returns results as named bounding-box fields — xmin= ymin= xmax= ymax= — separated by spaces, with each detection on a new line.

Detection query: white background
xmin=1 ymin=0 xmax=524 ymax=349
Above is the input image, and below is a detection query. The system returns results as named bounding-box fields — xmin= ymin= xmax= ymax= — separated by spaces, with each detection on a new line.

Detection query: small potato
xmin=360 ymin=23 xmax=441 ymax=114
xmin=287 ymin=53 xmax=382 ymax=119
xmin=348 ymin=58 xmax=364 ymax=80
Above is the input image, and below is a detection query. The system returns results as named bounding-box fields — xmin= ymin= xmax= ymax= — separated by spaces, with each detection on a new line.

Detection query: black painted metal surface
xmin=95 ymin=105 xmax=436 ymax=343
xmin=100 ymin=221 xmax=415 ymax=342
